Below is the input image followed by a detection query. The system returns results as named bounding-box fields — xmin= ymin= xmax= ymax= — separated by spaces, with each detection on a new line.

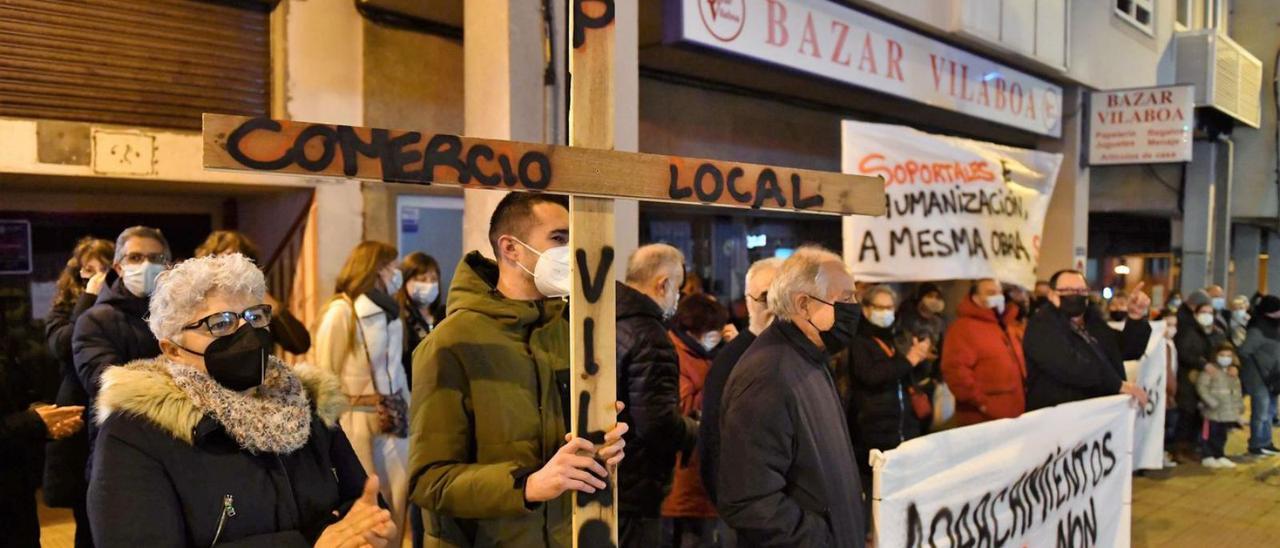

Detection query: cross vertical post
xmin=568 ymin=1 xmax=620 ymax=547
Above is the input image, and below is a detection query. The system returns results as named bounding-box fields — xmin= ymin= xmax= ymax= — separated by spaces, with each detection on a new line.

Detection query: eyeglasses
xmin=120 ymin=252 xmax=169 ymax=266
xmin=182 ymin=304 xmax=273 ymax=337
xmin=748 ymin=291 xmax=768 ymax=303
xmin=808 ymin=294 xmax=857 ymax=307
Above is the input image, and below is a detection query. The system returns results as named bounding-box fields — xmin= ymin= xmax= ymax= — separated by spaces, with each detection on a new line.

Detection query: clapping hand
xmin=36 ymin=405 xmax=84 ymax=440
xmin=316 ymin=477 xmax=395 ymax=548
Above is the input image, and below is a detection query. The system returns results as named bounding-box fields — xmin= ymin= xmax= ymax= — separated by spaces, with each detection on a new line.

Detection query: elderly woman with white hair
xmin=87 ymin=253 xmax=396 ymax=547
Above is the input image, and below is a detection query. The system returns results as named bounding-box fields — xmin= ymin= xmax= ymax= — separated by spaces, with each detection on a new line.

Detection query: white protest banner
xmin=841 ymin=121 xmax=1062 ymax=288
xmin=871 ymin=395 xmax=1134 ymax=548
xmin=668 ymin=0 xmax=1063 ymax=137
xmin=1122 ymin=321 xmax=1169 ymax=471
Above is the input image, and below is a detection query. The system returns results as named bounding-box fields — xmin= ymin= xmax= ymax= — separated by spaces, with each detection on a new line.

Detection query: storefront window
xmin=640 ymin=203 xmax=842 ymax=326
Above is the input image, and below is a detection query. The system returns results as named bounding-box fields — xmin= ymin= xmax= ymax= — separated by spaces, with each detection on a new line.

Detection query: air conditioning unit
xmin=1175 ymin=30 xmax=1263 ymax=128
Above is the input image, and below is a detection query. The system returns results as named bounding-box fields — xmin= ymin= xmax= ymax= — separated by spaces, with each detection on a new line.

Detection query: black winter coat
xmin=717 ymin=321 xmax=865 ymax=548
xmin=699 ymin=329 xmax=756 ymax=505
xmin=1 ymin=332 xmax=50 ymax=548
xmin=1024 ymin=304 xmax=1151 ymax=410
xmin=88 ymin=358 xmax=366 ymax=547
xmin=1173 ymin=305 xmax=1227 ymax=409
xmin=614 ymin=282 xmax=697 ymax=516
xmin=846 ymin=322 xmax=926 ymax=477
xmin=42 ymin=291 xmax=96 ymax=507
xmin=72 ymin=272 xmax=160 ymax=462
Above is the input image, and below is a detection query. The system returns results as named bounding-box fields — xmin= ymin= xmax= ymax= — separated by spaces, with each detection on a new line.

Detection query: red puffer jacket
xmin=941 ymin=298 xmax=1027 ymax=425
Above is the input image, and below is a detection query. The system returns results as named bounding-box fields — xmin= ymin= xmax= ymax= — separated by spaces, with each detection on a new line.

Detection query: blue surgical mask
xmin=870 ymin=309 xmax=895 ymax=328
xmin=384 ymin=269 xmax=404 ymax=294
xmin=1211 ymin=297 xmax=1227 ymax=311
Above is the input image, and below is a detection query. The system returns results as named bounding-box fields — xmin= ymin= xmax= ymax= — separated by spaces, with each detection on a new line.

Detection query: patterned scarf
xmin=168 ymin=359 xmax=312 ymax=454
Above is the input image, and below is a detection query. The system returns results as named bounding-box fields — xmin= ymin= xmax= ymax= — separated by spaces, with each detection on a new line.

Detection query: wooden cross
xmin=202 ymin=5 xmax=882 ymax=547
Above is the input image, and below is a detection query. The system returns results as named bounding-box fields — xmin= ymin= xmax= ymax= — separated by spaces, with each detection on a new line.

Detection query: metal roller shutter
xmin=0 ymin=0 xmax=272 ymax=130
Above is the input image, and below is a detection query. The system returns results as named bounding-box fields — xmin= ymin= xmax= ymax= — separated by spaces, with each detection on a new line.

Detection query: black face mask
xmin=179 ymin=324 xmax=273 ymax=391
xmin=1059 ymin=295 xmax=1089 ymax=318
xmin=1109 ymin=310 xmax=1128 ymax=322
xmin=814 ymin=301 xmax=861 ymax=355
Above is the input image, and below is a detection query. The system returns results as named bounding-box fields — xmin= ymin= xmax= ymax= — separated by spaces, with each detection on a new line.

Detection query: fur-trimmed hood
xmin=96 ymin=356 xmax=345 ymax=446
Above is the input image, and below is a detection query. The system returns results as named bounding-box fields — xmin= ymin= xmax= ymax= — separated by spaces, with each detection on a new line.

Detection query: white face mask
xmin=514 ymin=238 xmax=571 ymax=298
xmin=700 ymin=331 xmax=722 ymax=352
xmin=662 ymin=280 xmax=679 ymax=321
xmin=1196 ymin=312 xmax=1215 ymax=328
xmin=409 ymin=281 xmax=439 ymax=306
xmin=122 ymin=262 xmax=165 ymax=297
xmin=1216 ymin=355 xmax=1234 ymax=367
xmin=870 ymin=309 xmax=895 ymax=328
xmin=384 ymin=269 xmax=404 ymax=295
xmin=985 ymin=294 xmax=1006 ymax=313
xmin=1232 ymin=309 xmax=1250 ymax=323
xmin=1211 ymin=297 xmax=1227 ymax=310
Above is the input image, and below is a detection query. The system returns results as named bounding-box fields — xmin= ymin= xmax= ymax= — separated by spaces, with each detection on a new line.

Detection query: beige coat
xmin=315 ymin=294 xmax=409 ymax=542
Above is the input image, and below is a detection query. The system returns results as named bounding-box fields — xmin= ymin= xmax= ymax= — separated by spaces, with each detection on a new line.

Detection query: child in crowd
xmin=1197 ymin=342 xmax=1246 ymax=469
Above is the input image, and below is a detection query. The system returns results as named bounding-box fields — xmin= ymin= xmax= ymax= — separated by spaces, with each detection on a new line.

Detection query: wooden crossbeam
xmin=202 ymin=113 xmax=885 ymax=217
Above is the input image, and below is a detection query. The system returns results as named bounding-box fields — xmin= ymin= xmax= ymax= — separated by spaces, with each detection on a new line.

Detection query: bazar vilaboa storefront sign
xmin=1088 ymin=84 xmax=1194 ymax=165
xmin=668 ymin=0 xmax=1064 ymax=137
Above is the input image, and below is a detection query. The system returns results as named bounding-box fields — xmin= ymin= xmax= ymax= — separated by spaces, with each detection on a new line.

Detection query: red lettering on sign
xmin=830 ymin=20 xmax=852 ymax=66
xmin=798 ymin=12 xmax=821 ymax=58
xmin=886 ymin=39 xmax=904 ymax=82
xmin=766 ymin=0 xmax=788 ymax=47
xmin=858 ymin=32 xmax=877 ymax=74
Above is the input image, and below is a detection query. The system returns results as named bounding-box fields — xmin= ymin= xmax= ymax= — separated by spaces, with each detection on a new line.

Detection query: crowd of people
xmin=3 ymin=190 xmax=1277 ymax=548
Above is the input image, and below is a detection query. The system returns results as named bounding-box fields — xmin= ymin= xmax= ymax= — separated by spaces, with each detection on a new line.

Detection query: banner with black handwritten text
xmin=841 ymin=121 xmax=1062 ymax=288
xmin=871 ymin=396 xmax=1134 ymax=548
xmin=1116 ymin=320 xmax=1169 ymax=471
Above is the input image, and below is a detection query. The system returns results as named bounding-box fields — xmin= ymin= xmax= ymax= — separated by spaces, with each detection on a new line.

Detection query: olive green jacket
xmin=409 ymin=252 xmax=571 ymax=547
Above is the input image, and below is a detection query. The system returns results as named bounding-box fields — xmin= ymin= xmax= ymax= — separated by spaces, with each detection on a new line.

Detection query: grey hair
xmin=860 ymin=284 xmax=898 ymax=307
xmin=767 ymin=246 xmax=849 ymax=319
xmin=148 ymin=253 xmax=266 ymax=342
xmin=114 ymin=226 xmax=172 ymax=264
xmin=745 ymin=257 xmax=784 ymax=288
xmin=625 ymin=243 xmax=685 ymax=284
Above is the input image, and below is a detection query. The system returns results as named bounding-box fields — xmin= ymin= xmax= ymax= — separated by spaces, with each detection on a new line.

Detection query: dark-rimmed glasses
xmin=182 ymin=304 xmax=273 ymax=337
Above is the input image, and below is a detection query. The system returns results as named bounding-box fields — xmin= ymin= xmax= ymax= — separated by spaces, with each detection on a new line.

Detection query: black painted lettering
xmin=379 ymin=131 xmax=423 ymax=182
xmin=225 ymin=117 xmax=294 ymax=170
xmin=693 ymin=163 xmax=724 ymax=202
xmin=575 ymin=247 xmax=614 ymax=304
xmin=421 ymin=134 xmax=466 ymax=183
xmin=465 ymin=144 xmax=501 ymax=186
xmin=334 ymin=126 xmax=388 ymax=177
xmin=790 ymin=173 xmax=825 ymax=209
xmin=725 ymin=167 xmax=752 ymax=203
xmin=519 ymin=152 xmax=552 ymax=190
xmin=668 ymin=164 xmax=693 ymax=200
xmin=572 ymin=0 xmax=616 ymax=48
xmin=293 ymin=124 xmax=339 ymax=172
xmin=753 ymin=169 xmax=787 ymax=209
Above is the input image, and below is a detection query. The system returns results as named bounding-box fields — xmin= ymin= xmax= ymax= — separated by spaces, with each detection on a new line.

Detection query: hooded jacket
xmin=409 ymin=252 xmax=571 ymax=547
xmin=1196 ymin=366 xmax=1245 ymax=423
xmin=87 ymin=357 xmax=366 ymax=547
xmin=614 ymin=282 xmax=696 ymax=517
xmin=940 ymin=299 xmax=1027 ymax=425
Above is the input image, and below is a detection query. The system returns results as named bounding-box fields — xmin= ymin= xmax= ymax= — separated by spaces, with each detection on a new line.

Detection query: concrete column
xmin=1181 ymin=140 xmax=1217 ymax=295
xmin=1232 ymin=223 xmax=1261 ymax=297
xmin=460 ymin=0 xmax=548 ymax=257
xmin=279 ymin=0 xmax=366 ymax=303
xmin=1037 ymin=86 xmax=1089 ymax=279
xmin=1212 ymin=139 xmax=1234 ymax=286
xmin=612 ymin=0 xmax=640 ymax=267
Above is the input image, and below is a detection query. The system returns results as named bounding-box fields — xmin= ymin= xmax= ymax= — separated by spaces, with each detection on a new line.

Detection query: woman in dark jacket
xmin=88 ymin=253 xmax=394 ymax=547
xmin=395 ymin=252 xmax=446 ymax=385
xmin=1172 ymin=291 xmax=1227 ymax=456
xmin=847 ymin=285 xmax=932 ymax=479
xmin=42 ymin=236 xmax=113 ymax=547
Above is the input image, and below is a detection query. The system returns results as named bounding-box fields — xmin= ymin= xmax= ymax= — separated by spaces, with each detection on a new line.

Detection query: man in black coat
xmin=700 ymin=256 xmax=782 ymax=505
xmin=614 ymin=244 xmax=697 ymax=548
xmin=1024 ymin=269 xmax=1151 ymax=410
xmin=718 ymin=247 xmax=865 ymax=547
xmin=72 ymin=226 xmax=169 ymax=469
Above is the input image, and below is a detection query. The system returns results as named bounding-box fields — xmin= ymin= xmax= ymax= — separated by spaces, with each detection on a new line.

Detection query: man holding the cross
xmin=408 ymin=193 xmax=627 ymax=547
